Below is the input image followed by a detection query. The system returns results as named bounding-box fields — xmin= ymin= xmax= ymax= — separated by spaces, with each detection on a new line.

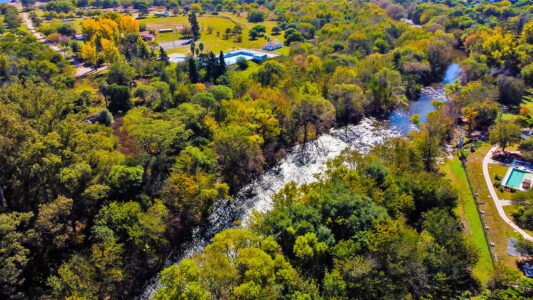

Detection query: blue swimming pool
xmin=506 ymin=168 xmax=528 ymax=189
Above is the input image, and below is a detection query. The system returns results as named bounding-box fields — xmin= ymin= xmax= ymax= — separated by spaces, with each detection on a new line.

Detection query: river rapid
xmin=141 ymin=63 xmax=462 ymax=298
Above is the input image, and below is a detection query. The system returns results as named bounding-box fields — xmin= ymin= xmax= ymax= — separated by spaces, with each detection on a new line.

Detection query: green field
xmin=141 ymin=13 xmax=283 ymax=54
xmin=442 ymin=160 xmax=494 ymax=285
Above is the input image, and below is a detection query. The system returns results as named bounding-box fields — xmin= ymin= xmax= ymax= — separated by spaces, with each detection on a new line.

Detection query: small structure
xmin=159 ymin=28 xmax=173 ymax=33
xmin=262 ymin=41 xmax=283 ymax=51
xmin=155 ymin=10 xmax=169 ymax=17
xmin=140 ymin=31 xmax=155 ymax=41
xmin=74 ymin=34 xmax=85 ymax=41
xmin=523 ymin=173 xmax=533 ymax=190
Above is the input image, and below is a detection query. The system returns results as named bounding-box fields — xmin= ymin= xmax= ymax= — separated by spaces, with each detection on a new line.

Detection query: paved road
xmin=483 ymin=145 xmax=533 ymax=241
xmin=15 ymin=4 xmax=104 ymax=78
xmin=158 ymin=39 xmax=192 ymax=51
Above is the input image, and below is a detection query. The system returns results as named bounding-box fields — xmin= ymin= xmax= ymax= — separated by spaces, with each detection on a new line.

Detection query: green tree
xmin=0 ymin=211 xmax=35 ymax=299
xmin=489 ymin=121 xmax=522 ymax=152
xmin=159 ymin=47 xmax=169 ymax=65
xmin=107 ymin=84 xmax=131 ymax=114
xmin=188 ymin=12 xmax=200 ymax=41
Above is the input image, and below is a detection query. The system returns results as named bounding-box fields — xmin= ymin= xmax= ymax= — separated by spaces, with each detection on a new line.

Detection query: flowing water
xmin=141 ymin=63 xmax=462 ymax=298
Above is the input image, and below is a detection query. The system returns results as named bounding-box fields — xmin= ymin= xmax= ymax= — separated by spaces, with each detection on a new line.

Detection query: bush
xmin=98 ymin=109 xmax=114 ymax=126
xmin=236 ymin=57 xmax=248 ymax=70
xmin=495 ymin=174 xmax=501 ymax=181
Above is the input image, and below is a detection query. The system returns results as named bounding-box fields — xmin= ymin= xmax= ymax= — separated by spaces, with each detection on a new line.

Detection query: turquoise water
xmin=506 ymin=168 xmax=527 ymax=189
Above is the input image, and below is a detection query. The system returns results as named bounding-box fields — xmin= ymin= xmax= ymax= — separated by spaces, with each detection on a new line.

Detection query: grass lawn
xmin=503 ymin=205 xmax=533 ymax=237
xmin=462 ymin=144 xmax=521 ymax=272
xmin=141 ymin=14 xmax=283 ymax=54
xmin=442 ymin=159 xmax=494 ymax=285
xmin=502 ymin=99 xmax=533 ymax=121
xmin=487 ymin=163 xmax=514 ymax=200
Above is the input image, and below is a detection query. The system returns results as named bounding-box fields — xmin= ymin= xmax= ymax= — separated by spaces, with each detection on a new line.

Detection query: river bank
xmin=141 ymin=63 xmax=463 ymax=298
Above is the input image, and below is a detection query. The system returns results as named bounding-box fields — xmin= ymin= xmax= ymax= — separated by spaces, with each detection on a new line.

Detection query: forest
xmin=1 ymin=0 xmax=533 ymax=299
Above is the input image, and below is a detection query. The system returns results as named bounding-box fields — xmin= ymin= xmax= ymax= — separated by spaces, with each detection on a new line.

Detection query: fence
xmin=457 ymin=146 xmax=496 ymax=263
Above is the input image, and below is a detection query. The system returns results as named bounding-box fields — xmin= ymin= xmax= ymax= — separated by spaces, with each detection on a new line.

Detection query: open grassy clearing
xmin=442 ymin=159 xmax=494 ymax=285
xmin=462 ymin=144 xmax=521 ymax=271
xmin=141 ymin=14 xmax=283 ymax=54
xmin=502 ymin=99 xmax=533 ymax=121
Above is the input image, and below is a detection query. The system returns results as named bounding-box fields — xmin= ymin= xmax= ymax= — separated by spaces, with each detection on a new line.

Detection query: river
xmin=141 ymin=63 xmax=462 ymax=298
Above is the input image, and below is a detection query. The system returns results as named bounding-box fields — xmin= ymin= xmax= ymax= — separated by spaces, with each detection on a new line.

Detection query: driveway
xmin=17 ymin=6 xmax=104 ymax=78
xmin=483 ymin=145 xmax=533 ymax=241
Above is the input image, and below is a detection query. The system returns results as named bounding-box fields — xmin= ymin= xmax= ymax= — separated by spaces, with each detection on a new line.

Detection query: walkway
xmin=482 ymin=145 xmax=533 ymax=241
xmin=12 ymin=2 xmax=104 ymax=78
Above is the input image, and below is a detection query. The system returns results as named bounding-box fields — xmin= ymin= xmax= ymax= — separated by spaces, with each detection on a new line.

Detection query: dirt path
xmin=483 ymin=145 xmax=533 ymax=241
xmin=14 ymin=4 xmax=105 ymax=78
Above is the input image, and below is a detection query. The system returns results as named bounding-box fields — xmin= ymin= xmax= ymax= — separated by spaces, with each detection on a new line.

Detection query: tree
xmin=252 ymin=61 xmax=285 ymax=86
xmin=0 ymin=212 xmax=35 ymax=299
xmin=107 ymin=84 xmax=131 ymax=113
xmin=159 ymin=47 xmax=169 ymax=65
xmin=81 ymin=42 xmax=97 ymax=65
xmin=329 ymin=84 xmax=365 ymax=130
xmin=490 ymin=121 xmax=522 ymax=152
xmin=188 ymin=57 xmax=199 ymax=83
xmin=247 ymin=10 xmax=264 ymax=22
xmin=107 ymin=62 xmax=133 ymax=85
xmin=188 ymin=12 xmax=200 ymax=41
xmin=213 ymin=125 xmax=265 ymax=191
xmin=292 ymin=95 xmax=335 ymax=145
xmin=106 ymin=165 xmax=144 ymax=200
xmin=249 ymin=25 xmax=266 ymax=40
xmin=101 ymin=38 xmax=119 ymax=64
xmin=218 ymin=51 xmax=226 ymax=76
xmin=249 ymin=28 xmax=259 ymax=40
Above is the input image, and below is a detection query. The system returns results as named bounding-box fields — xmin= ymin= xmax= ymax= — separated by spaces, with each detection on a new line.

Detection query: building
xmin=262 ymin=41 xmax=283 ymax=51
xmin=74 ymin=34 xmax=84 ymax=41
xmin=140 ymin=31 xmax=155 ymax=41
xmin=155 ymin=10 xmax=169 ymax=17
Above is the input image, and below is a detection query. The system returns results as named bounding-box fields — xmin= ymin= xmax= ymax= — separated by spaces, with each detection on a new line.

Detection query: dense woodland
xmin=1 ymin=0 xmax=533 ymax=299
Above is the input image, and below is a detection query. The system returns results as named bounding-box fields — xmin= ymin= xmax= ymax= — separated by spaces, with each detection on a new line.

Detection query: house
xmin=262 ymin=41 xmax=283 ymax=51
xmin=140 ymin=31 xmax=155 ymax=41
xmin=155 ymin=10 xmax=169 ymax=17
xmin=74 ymin=34 xmax=85 ymax=41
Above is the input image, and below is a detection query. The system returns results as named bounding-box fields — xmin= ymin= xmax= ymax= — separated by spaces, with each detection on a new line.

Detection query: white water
xmin=141 ymin=64 xmax=461 ymax=299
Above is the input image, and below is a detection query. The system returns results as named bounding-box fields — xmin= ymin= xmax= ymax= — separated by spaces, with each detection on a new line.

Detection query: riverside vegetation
xmin=1 ymin=0 xmax=533 ymax=299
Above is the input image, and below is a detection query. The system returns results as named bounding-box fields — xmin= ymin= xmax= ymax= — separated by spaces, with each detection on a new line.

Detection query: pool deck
xmin=483 ymin=145 xmax=533 ymax=241
xmin=168 ymin=48 xmax=281 ymax=64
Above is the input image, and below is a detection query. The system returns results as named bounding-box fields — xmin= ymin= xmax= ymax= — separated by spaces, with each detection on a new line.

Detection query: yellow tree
xmin=119 ymin=15 xmax=139 ymax=34
xmin=81 ymin=18 xmax=99 ymax=41
xmin=98 ymin=18 xmax=120 ymax=42
xmin=81 ymin=42 xmax=97 ymax=65
xmin=101 ymin=38 xmax=119 ymax=64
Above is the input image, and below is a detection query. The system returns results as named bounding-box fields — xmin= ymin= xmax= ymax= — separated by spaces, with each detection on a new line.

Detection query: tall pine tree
xmin=188 ymin=57 xmax=199 ymax=83
xmin=188 ymin=12 xmax=200 ymax=41
xmin=219 ymin=51 xmax=226 ymax=77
